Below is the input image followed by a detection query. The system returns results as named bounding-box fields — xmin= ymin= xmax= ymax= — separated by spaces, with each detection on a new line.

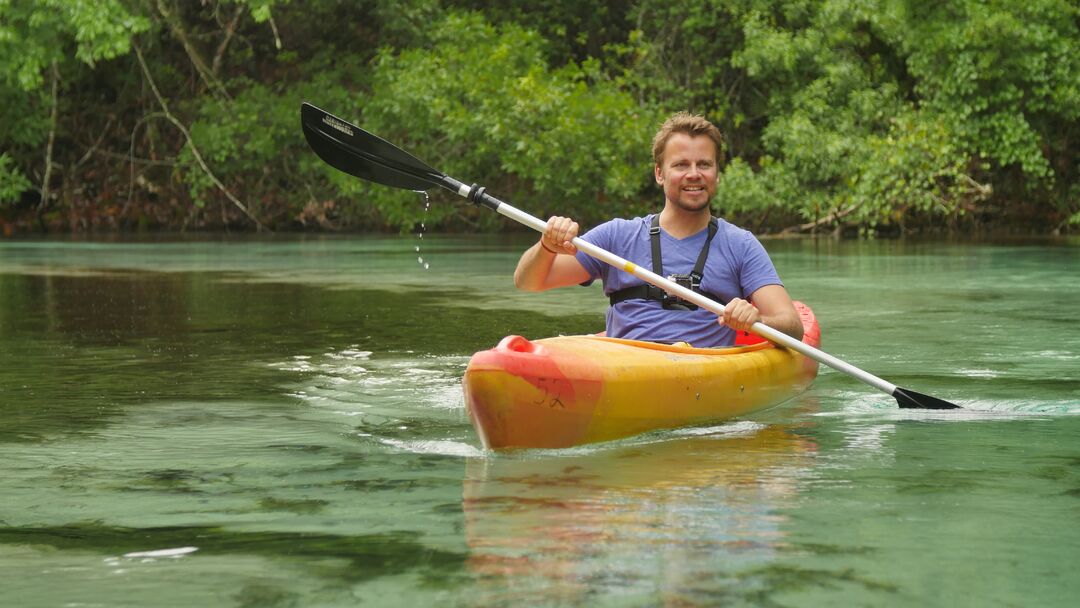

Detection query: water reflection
xmin=462 ymin=423 xmax=817 ymax=604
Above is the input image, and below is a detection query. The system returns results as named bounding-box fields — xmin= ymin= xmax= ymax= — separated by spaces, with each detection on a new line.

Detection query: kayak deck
xmin=463 ymin=302 xmax=821 ymax=449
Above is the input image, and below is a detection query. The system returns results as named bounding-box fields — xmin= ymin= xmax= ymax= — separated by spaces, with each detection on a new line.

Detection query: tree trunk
xmin=156 ymin=0 xmax=230 ymax=100
xmin=37 ymin=61 xmax=61 ymax=229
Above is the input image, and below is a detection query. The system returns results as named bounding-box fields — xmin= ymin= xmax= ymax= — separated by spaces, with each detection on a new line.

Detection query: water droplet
xmin=415 ymin=191 xmax=431 ymax=269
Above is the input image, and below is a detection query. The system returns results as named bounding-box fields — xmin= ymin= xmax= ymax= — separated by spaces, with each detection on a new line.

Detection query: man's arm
xmin=514 ymin=216 xmax=592 ymax=291
xmin=721 ymin=284 xmax=804 ymax=341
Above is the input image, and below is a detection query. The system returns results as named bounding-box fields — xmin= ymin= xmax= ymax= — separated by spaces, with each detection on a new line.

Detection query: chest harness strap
xmin=609 ymin=215 xmax=720 ymax=311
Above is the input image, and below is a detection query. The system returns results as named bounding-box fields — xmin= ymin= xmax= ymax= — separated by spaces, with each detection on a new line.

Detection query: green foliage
xmin=0 ymin=0 xmax=1076 ymax=233
xmin=454 ymin=0 xmax=635 ymax=65
xmin=370 ymin=0 xmax=442 ymax=48
xmin=0 ymin=75 xmax=46 ymax=141
xmin=0 ymin=84 xmax=48 ymax=200
xmin=0 ymin=0 xmax=148 ymax=90
xmin=891 ymin=0 xmax=1079 ymax=181
xmin=179 ymin=66 xmax=366 ymax=224
xmin=357 ymin=11 xmax=662 ymax=229
xmin=714 ymin=157 xmax=797 ymax=217
xmin=238 ymin=0 xmax=285 ymax=24
xmin=0 ymin=153 xmax=31 ymax=204
xmin=0 ymin=0 xmax=149 ymax=210
xmin=851 ymin=112 xmax=988 ymax=225
xmin=694 ymin=0 xmax=1077 ymax=232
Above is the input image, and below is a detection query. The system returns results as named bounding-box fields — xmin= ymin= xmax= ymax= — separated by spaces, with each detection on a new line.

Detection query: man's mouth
xmin=683 ymin=186 xmax=705 ymax=192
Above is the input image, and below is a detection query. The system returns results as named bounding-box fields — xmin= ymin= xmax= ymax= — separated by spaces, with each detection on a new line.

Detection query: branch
xmin=156 ymin=0 xmax=230 ymax=100
xmin=38 ymin=61 xmax=60 ymax=214
xmin=212 ymin=4 xmax=245 ymax=76
xmin=781 ymin=205 xmax=858 ymax=234
xmin=133 ymin=41 xmax=266 ymax=231
xmin=960 ymin=174 xmax=992 ymax=198
xmin=73 ymin=117 xmax=114 ymax=172
xmin=125 ymin=110 xmax=168 ymax=218
xmin=267 ymin=13 xmax=282 ymax=50
xmin=94 ymin=148 xmax=175 ymax=166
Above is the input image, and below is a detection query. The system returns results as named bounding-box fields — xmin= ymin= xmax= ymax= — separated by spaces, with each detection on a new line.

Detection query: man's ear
xmin=654 ymin=164 xmax=663 ymax=184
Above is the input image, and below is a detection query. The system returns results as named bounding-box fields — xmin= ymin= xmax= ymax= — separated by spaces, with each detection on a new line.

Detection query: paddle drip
xmin=415 ymin=192 xmax=431 ymax=270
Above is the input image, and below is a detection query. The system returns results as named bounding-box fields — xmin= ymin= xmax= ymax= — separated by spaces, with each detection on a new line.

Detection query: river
xmin=1 ymin=234 xmax=1077 ymax=607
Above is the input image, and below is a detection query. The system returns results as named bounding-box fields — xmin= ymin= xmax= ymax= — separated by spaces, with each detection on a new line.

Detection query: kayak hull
xmin=463 ymin=302 xmax=821 ymax=449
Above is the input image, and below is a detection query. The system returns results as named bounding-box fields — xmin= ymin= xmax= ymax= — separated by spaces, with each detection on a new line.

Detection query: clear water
xmin=0 ymin=235 xmax=1077 ymax=607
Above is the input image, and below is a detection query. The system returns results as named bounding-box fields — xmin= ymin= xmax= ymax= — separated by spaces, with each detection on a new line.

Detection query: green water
xmin=0 ymin=235 xmax=1077 ymax=607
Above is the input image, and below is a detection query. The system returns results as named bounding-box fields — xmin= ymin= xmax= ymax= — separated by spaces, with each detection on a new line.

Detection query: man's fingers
xmin=720 ymin=299 xmax=759 ymax=331
xmin=543 ymin=216 xmax=578 ymax=253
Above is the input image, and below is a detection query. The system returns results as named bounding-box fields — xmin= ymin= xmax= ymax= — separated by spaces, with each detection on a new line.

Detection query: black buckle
xmin=661 ymin=274 xmax=699 ymax=311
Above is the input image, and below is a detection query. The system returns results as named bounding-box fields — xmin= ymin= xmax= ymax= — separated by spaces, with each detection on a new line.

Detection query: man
xmin=514 ymin=112 xmax=803 ymax=347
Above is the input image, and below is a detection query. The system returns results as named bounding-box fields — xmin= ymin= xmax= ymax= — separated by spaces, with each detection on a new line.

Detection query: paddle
xmin=299 ymin=102 xmax=961 ymax=411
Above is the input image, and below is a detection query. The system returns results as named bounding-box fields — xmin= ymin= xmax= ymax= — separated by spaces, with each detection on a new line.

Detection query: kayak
xmin=463 ymin=302 xmax=821 ymax=449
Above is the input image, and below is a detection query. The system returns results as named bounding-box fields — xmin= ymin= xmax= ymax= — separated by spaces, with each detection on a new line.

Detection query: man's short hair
xmin=652 ymin=112 xmax=725 ymax=167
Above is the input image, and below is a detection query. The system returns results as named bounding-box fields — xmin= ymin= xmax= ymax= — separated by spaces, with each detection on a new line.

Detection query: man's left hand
xmin=720 ymin=298 xmax=760 ymax=332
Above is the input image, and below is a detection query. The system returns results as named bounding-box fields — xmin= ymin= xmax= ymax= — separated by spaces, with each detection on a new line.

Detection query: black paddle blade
xmin=893 ymin=387 xmax=962 ymax=410
xmin=300 ymin=102 xmax=443 ymax=192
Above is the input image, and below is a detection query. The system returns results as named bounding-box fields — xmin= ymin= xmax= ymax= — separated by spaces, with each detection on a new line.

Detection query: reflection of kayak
xmin=462 ymin=424 xmax=818 ymax=597
xmin=464 ymin=423 xmax=815 ymax=498
xmin=463 ymin=302 xmax=821 ymax=449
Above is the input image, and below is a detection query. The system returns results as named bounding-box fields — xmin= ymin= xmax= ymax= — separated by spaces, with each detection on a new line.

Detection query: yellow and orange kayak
xmin=463 ymin=302 xmax=821 ymax=449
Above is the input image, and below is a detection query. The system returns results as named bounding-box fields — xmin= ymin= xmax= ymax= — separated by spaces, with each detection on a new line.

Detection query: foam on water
xmin=378 ymin=438 xmax=484 ymax=458
xmin=812 ymin=388 xmax=1079 ymax=420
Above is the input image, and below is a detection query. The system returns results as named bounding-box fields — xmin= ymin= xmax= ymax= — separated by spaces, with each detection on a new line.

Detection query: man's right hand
xmin=540 ymin=216 xmax=579 ymax=255
xmin=514 ymin=216 xmax=591 ymax=291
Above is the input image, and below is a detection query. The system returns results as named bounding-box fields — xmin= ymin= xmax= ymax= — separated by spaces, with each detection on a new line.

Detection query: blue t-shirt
xmin=574 ymin=214 xmax=783 ymax=347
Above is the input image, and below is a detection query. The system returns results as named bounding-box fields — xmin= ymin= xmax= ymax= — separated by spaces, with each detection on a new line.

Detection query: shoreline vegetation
xmin=1 ymin=1 xmax=1077 ymax=237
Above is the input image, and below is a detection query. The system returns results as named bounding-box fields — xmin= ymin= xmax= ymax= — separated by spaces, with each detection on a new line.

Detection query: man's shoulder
xmin=715 ymin=218 xmax=760 ymax=245
xmin=587 ymin=215 xmax=650 ymax=237
xmin=715 ymin=217 xmax=752 ymax=237
xmin=600 ymin=215 xmax=650 ymax=229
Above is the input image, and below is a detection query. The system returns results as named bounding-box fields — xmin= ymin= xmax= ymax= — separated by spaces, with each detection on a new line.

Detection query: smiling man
xmin=513 ymin=112 xmax=802 ymax=347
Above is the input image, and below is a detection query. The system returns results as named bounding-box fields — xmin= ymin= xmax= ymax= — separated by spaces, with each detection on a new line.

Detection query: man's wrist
xmin=539 ymin=240 xmax=558 ymax=254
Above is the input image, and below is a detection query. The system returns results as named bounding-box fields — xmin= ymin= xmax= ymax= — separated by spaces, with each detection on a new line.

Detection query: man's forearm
xmin=513 ymin=241 xmax=557 ymax=291
xmin=761 ymin=310 xmax=804 ymax=341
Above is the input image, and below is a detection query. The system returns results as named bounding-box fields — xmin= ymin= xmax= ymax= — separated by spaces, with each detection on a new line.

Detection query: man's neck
xmin=658 ymin=205 xmax=712 ymax=239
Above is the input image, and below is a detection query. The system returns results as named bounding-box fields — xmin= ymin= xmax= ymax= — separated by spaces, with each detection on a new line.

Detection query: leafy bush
xmin=0 ymin=0 xmax=1076 ymax=233
xmin=0 ymin=154 xmax=31 ymax=204
xmin=357 ymin=11 xmax=663 ymax=229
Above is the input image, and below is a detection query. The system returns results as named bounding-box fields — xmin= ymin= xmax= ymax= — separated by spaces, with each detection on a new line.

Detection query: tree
xmin=0 ymin=0 xmax=148 ymax=220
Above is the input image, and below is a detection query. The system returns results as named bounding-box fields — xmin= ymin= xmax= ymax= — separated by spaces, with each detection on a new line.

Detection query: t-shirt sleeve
xmin=573 ymin=220 xmax=615 ymax=286
xmin=738 ymin=232 xmax=783 ymax=297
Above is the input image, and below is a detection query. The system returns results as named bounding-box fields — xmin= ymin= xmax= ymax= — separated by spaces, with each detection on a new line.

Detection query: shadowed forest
xmin=1 ymin=0 xmax=1077 ymax=236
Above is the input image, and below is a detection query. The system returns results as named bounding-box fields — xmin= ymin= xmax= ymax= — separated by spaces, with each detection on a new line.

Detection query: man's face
xmin=654 ymin=133 xmax=719 ymax=212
